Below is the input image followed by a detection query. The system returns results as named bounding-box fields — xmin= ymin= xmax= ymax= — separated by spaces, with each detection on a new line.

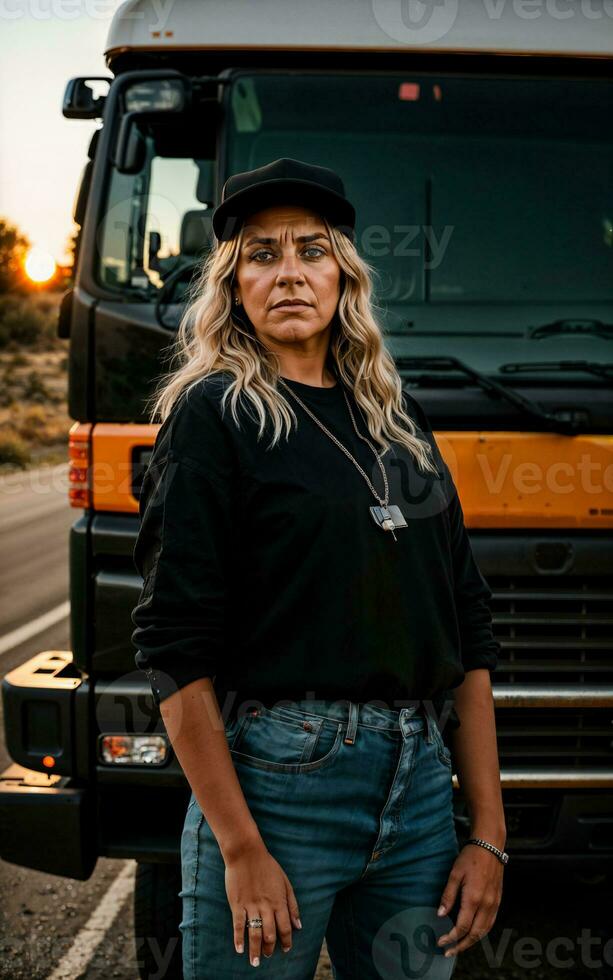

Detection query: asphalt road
xmin=0 ymin=462 xmax=611 ymax=979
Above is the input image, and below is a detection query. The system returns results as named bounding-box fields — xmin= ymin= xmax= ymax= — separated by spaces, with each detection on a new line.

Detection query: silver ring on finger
xmin=247 ymin=917 xmax=263 ymax=929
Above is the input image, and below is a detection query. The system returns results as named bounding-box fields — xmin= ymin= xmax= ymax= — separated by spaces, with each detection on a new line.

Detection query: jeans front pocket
xmin=230 ymin=706 xmax=343 ymax=774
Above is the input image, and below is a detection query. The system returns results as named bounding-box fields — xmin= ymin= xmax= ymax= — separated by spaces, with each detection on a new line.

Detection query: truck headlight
xmin=98 ymin=734 xmax=169 ymax=766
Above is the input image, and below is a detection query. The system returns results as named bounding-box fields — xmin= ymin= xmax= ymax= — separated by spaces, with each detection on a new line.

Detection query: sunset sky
xmin=0 ymin=7 xmax=120 ymax=265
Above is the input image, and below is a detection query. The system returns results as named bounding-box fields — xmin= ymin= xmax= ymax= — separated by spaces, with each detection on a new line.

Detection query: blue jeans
xmin=179 ymin=699 xmax=460 ymax=979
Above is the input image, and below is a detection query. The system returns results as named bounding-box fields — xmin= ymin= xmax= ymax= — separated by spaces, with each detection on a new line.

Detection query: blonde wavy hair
xmin=147 ymin=215 xmax=439 ymax=476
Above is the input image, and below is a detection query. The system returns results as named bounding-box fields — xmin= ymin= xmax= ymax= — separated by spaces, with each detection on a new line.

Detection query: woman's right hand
xmin=224 ymin=839 xmax=302 ymax=967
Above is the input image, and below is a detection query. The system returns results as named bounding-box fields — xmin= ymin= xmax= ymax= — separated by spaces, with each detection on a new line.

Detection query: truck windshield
xmin=96 ymin=70 xmax=613 ymax=382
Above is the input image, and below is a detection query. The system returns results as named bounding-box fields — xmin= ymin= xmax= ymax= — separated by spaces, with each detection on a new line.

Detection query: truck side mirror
xmin=113 ymin=77 xmax=189 ymax=174
xmin=63 ymin=77 xmax=110 ymax=119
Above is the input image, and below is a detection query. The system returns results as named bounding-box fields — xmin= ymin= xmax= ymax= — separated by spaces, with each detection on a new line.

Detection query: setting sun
xmin=25 ymin=248 xmax=56 ymax=283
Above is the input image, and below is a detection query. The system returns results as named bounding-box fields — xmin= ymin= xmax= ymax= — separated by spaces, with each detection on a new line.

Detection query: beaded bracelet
xmin=464 ymin=837 xmax=509 ymax=865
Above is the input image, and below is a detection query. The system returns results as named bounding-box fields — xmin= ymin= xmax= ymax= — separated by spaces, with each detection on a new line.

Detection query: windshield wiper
xmin=395 ymin=355 xmax=583 ymax=435
xmin=529 ymin=318 xmax=613 ymax=340
xmin=501 ymin=360 xmax=613 ymax=383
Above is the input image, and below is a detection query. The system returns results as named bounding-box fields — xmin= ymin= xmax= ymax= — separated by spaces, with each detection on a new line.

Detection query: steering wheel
xmin=154 ymin=260 xmax=201 ymax=330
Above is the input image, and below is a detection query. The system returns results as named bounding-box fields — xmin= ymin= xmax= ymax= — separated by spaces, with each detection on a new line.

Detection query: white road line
xmin=0 ymin=601 xmax=70 ymax=656
xmin=47 ymin=862 xmax=136 ymax=980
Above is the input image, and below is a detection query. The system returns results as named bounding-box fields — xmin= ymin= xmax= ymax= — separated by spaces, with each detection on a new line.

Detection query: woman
xmin=131 ymin=157 xmax=507 ymax=979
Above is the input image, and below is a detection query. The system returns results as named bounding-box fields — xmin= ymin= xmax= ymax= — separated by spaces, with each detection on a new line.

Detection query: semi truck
xmin=1 ymin=1 xmax=612 ymax=975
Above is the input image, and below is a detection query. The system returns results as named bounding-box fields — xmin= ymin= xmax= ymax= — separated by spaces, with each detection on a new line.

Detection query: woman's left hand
xmin=435 ymin=843 xmax=504 ymax=958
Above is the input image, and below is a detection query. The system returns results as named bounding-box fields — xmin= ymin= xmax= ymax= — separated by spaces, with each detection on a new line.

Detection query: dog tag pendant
xmin=369 ymin=504 xmax=408 ymax=542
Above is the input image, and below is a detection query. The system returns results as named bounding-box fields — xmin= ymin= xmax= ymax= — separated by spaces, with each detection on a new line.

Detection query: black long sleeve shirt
xmin=131 ymin=371 xmax=499 ymax=735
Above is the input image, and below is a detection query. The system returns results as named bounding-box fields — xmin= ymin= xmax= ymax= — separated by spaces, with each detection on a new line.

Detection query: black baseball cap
xmin=212 ymin=157 xmax=356 ymax=242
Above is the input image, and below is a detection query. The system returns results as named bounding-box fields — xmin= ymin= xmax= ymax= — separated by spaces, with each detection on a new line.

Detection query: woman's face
xmin=233 ymin=204 xmax=341 ymax=351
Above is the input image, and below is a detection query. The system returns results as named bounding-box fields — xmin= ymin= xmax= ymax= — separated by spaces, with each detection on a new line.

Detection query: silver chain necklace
xmin=278 ymin=377 xmax=408 ymax=541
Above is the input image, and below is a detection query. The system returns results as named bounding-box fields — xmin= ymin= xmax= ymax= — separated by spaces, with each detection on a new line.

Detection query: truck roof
xmin=105 ymin=0 xmax=613 ymax=61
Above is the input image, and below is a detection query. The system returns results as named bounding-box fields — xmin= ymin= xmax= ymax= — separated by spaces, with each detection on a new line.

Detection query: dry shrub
xmin=16 ymin=405 xmax=66 ymax=446
xmin=0 ymin=430 xmax=30 ymax=468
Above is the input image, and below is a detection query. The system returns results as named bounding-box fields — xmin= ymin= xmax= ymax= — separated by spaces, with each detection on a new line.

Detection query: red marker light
xmin=68 ymin=422 xmax=91 ymax=509
xmin=399 ymin=82 xmax=420 ymax=102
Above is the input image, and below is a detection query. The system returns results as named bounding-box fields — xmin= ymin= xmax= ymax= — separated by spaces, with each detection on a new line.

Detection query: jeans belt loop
xmin=344 ymin=701 xmax=359 ymax=745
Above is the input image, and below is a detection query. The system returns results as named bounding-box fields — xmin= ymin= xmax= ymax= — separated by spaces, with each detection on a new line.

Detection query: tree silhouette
xmin=0 ymin=218 xmax=30 ymax=294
